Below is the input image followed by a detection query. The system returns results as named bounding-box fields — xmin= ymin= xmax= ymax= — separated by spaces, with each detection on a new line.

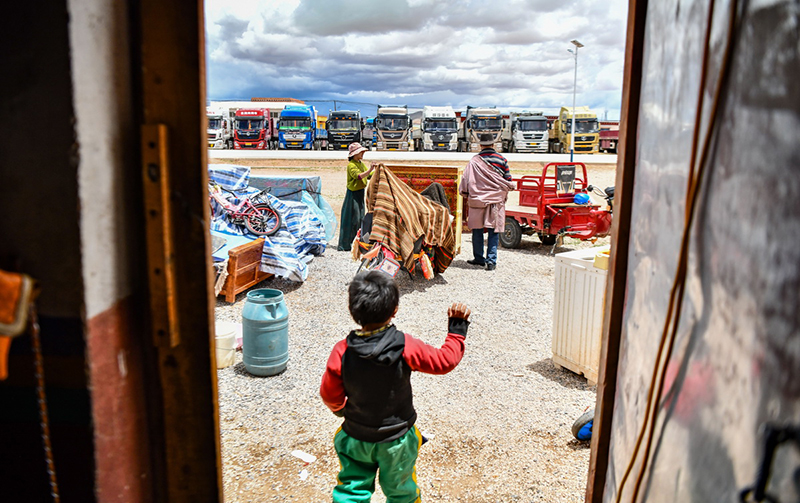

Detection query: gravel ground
xmin=215 ymin=162 xmax=614 ymax=502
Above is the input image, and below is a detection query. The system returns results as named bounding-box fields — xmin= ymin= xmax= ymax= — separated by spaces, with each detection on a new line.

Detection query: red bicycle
xmin=208 ymin=182 xmax=282 ymax=236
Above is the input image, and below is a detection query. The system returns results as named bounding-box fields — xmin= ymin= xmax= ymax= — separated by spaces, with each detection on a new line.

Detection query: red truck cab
xmin=233 ymin=108 xmax=274 ymax=150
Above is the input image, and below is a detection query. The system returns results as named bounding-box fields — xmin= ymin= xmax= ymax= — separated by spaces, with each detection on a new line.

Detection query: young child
xmin=320 ymin=271 xmax=471 ymax=502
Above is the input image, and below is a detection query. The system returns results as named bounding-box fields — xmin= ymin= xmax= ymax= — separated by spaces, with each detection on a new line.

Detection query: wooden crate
xmin=218 ymin=238 xmax=273 ymax=303
xmin=382 ymin=164 xmax=463 ymax=255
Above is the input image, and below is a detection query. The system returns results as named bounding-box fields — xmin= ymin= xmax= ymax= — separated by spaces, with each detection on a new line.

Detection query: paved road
xmin=208 ymin=149 xmax=618 ymax=164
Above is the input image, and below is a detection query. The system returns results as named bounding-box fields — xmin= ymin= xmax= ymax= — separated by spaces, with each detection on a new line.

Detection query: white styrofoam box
xmin=552 ymin=247 xmax=609 ymax=384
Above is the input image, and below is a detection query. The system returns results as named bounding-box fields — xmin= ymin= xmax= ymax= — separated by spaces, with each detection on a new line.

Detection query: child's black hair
xmin=348 ymin=271 xmax=399 ymax=326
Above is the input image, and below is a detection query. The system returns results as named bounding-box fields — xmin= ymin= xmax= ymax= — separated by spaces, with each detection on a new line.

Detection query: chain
xmin=30 ymin=305 xmax=61 ymax=503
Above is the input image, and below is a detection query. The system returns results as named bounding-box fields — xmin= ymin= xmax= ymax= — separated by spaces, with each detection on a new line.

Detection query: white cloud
xmin=205 ymin=0 xmax=628 ymax=119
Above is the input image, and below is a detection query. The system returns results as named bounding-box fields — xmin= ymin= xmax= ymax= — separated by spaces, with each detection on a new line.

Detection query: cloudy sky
xmin=205 ymin=0 xmax=629 ymax=120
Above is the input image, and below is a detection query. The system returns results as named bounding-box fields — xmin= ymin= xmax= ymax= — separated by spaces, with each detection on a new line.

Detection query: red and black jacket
xmin=320 ymin=318 xmax=468 ymax=443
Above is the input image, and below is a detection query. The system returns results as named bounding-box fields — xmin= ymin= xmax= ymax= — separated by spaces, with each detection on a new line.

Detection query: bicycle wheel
xmin=245 ymin=204 xmax=282 ymax=236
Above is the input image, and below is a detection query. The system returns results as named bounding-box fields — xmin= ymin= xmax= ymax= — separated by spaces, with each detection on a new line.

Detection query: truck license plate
xmin=341 ymin=144 xmax=347 ymax=148
xmin=291 ymin=142 xmax=299 ymax=146
xmin=208 ymin=143 xmax=213 ymax=148
xmin=437 ymin=143 xmax=444 ymax=147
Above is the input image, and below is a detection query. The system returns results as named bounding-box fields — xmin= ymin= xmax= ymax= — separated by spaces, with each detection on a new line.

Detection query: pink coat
xmin=459 ymin=155 xmax=515 ymax=232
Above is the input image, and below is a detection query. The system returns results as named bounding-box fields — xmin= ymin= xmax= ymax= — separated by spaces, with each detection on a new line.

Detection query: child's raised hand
xmin=448 ymin=303 xmax=471 ymax=321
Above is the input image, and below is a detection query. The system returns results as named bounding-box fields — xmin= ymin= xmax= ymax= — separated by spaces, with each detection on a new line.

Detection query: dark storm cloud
xmin=291 ymin=0 xmax=437 ymax=35
xmin=205 ymin=0 xmax=628 ymax=118
xmin=217 ymin=15 xmax=250 ymax=41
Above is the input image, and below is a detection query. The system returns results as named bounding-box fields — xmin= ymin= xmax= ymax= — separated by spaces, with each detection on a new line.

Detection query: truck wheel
xmin=499 ymin=218 xmax=522 ymax=249
xmin=539 ymin=233 xmax=557 ymax=246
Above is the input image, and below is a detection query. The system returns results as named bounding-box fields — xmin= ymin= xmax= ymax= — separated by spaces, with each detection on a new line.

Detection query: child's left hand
xmin=448 ymin=303 xmax=471 ymax=321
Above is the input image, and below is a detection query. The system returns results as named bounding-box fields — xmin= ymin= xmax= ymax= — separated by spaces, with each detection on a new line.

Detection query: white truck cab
xmin=502 ymin=111 xmax=549 ymax=153
xmin=415 ymin=106 xmax=458 ymax=152
xmin=207 ymin=108 xmax=232 ymax=149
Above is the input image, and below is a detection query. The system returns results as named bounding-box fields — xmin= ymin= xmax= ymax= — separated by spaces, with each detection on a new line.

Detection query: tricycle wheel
xmin=539 ymin=233 xmax=557 ymax=246
xmin=499 ymin=218 xmax=522 ymax=248
xmin=571 ymin=408 xmax=595 ymax=440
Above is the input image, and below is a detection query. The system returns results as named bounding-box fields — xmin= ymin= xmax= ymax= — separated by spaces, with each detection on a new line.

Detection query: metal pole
xmin=571 ymin=46 xmax=578 ymax=162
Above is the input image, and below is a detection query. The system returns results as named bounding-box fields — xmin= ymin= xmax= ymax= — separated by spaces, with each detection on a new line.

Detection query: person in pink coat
xmin=459 ymin=133 xmax=515 ymax=270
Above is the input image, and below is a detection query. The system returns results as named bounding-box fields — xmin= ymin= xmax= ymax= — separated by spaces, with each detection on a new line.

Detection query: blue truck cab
xmin=278 ymin=105 xmax=327 ymax=150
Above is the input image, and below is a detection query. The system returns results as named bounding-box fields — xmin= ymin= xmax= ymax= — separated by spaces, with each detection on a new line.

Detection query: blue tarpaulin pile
xmin=208 ymin=164 xmax=334 ymax=282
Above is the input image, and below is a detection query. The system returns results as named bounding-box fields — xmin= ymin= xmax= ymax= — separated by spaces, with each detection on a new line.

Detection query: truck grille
xmin=238 ymin=131 xmax=259 ymax=140
xmin=575 ymin=146 xmax=593 ymax=152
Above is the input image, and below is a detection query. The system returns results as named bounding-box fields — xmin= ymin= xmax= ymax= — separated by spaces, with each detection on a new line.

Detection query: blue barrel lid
xmin=246 ymin=288 xmax=284 ymax=303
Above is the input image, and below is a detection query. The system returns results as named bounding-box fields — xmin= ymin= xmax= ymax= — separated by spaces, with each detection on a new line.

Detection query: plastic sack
xmin=573 ymin=193 xmax=591 ymax=205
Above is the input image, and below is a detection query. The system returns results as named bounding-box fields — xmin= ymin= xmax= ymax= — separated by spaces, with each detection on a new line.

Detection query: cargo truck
xmin=375 ymin=105 xmax=411 ymax=151
xmin=326 ymin=110 xmax=363 ymax=150
xmin=413 ymin=106 xmax=459 ymax=152
xmin=278 ymin=105 xmax=327 ymax=150
xmin=458 ymin=106 xmax=503 ymax=152
xmin=501 ymin=111 xmax=549 ymax=153
xmin=599 ymin=121 xmax=619 ymax=153
xmin=548 ymin=106 xmax=599 ymax=154
xmin=233 ymin=108 xmax=275 ymax=150
xmin=206 ymin=108 xmax=233 ymax=149
xmin=364 ymin=117 xmax=375 ymax=149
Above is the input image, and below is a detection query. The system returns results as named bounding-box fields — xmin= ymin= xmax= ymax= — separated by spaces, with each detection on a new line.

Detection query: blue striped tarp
xmin=209 ymin=164 xmax=251 ymax=191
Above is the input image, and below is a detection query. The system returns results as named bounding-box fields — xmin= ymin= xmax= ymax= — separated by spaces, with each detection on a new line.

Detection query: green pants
xmin=332 ymin=426 xmax=422 ymax=503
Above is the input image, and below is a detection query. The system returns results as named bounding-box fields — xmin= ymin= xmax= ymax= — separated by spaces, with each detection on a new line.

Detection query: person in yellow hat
xmin=337 ymin=142 xmax=375 ymax=251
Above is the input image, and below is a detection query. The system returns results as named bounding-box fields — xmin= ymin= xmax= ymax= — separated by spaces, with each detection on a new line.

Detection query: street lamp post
xmin=568 ymin=39 xmax=583 ymax=162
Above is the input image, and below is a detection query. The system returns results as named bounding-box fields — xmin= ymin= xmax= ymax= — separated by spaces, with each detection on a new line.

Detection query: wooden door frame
xmin=137 ymin=0 xmax=222 ymax=501
xmin=585 ymin=0 xmax=647 ymax=501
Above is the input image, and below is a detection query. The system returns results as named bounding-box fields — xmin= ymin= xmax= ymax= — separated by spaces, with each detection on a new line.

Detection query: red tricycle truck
xmin=500 ymin=162 xmax=613 ymax=248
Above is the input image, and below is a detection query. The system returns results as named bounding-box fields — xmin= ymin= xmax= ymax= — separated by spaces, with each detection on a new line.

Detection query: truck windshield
xmin=376 ymin=117 xmax=408 ymax=130
xmin=280 ymin=118 xmax=311 ymax=130
xmin=424 ymin=119 xmax=457 ymax=131
xmin=208 ymin=118 xmax=222 ymax=129
xmin=235 ymin=119 xmax=263 ymax=130
xmin=471 ymin=117 xmax=502 ymax=130
xmin=566 ymin=119 xmax=599 ymax=133
xmin=329 ymin=119 xmax=359 ymax=130
xmin=517 ymin=120 xmax=547 ymax=131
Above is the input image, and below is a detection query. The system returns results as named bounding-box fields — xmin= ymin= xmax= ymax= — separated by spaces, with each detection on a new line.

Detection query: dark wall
xmin=604 ymin=1 xmax=800 ymax=502
xmin=0 ymin=3 xmax=95 ymax=502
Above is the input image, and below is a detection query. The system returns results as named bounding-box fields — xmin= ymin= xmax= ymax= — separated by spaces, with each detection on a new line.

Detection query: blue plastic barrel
xmin=242 ymin=289 xmax=289 ymax=376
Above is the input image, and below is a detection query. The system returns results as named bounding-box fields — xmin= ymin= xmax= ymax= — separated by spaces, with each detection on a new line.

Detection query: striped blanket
xmin=365 ymin=164 xmax=456 ymax=273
